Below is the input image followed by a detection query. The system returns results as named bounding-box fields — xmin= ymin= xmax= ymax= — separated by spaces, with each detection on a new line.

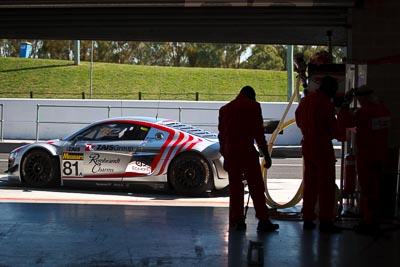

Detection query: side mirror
xmin=71 ymin=135 xmax=83 ymax=146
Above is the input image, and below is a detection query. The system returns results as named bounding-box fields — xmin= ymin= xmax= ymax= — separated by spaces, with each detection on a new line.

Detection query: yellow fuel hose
xmin=262 ymin=77 xmax=304 ymax=209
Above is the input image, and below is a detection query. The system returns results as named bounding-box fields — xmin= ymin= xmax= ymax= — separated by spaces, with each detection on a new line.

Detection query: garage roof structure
xmin=0 ymin=1 xmax=354 ymax=45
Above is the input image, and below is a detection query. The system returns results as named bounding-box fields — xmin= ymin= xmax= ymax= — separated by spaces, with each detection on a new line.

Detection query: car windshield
xmin=161 ymin=121 xmax=218 ymax=139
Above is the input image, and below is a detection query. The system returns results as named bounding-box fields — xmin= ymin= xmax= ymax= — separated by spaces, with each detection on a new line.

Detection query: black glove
xmin=264 ymin=154 xmax=272 ymax=169
xmin=261 ymin=148 xmax=272 ymax=169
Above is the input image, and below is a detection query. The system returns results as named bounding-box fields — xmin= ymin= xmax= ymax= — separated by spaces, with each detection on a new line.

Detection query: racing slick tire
xmin=21 ymin=149 xmax=61 ymax=188
xmin=168 ymin=152 xmax=214 ymax=196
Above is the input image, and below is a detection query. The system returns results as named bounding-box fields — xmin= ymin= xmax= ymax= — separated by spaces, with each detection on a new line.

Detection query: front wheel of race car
xmin=168 ymin=152 xmax=214 ymax=196
xmin=21 ymin=149 xmax=60 ymax=188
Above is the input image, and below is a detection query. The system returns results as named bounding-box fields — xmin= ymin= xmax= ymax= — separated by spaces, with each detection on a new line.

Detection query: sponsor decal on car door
xmin=62 ymin=141 xmax=139 ymax=180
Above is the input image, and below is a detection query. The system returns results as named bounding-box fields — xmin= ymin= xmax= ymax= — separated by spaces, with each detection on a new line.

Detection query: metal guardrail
xmin=35 ymin=104 xmax=112 ymax=141
xmin=35 ymin=104 xmax=220 ymax=141
xmin=0 ymin=104 xmax=3 ymax=142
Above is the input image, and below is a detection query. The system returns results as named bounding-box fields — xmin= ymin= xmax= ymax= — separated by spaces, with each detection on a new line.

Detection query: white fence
xmin=0 ymin=98 xmax=302 ymax=145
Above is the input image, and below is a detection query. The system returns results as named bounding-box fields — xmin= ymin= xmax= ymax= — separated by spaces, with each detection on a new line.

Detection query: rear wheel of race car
xmin=21 ymin=149 xmax=60 ymax=188
xmin=168 ymin=152 xmax=214 ymax=196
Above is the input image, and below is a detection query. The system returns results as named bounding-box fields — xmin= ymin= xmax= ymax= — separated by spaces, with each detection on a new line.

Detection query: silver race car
xmin=6 ymin=117 xmax=229 ymax=195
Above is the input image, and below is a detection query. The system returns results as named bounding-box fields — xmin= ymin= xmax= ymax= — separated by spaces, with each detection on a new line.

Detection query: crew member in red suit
xmin=338 ymin=85 xmax=391 ymax=234
xmin=295 ymin=76 xmax=342 ymax=233
xmin=218 ymin=86 xmax=279 ymax=232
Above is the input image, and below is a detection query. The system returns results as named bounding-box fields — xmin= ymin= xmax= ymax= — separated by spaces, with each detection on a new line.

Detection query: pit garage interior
xmin=1 ymin=1 xmax=400 ymax=266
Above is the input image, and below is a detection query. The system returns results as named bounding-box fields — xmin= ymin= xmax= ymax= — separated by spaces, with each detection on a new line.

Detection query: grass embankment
xmin=0 ymin=57 xmax=288 ymax=102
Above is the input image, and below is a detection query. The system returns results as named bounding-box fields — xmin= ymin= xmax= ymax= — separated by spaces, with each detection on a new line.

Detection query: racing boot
xmin=257 ymin=219 xmax=279 ymax=232
xmin=230 ymin=218 xmax=247 ymax=231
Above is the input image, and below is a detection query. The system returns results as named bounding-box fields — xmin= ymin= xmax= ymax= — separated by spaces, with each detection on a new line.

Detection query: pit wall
xmin=0 ymin=98 xmax=303 ymax=145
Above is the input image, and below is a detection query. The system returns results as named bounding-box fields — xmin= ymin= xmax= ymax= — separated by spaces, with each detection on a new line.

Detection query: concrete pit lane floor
xmin=0 ymin=177 xmax=399 ymax=267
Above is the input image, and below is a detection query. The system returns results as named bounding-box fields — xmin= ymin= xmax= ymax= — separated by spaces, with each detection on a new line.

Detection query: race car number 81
xmin=62 ymin=161 xmax=84 ymax=177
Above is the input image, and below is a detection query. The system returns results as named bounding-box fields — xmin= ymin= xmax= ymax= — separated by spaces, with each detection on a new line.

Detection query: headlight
xmin=8 ymin=148 xmax=21 ymax=169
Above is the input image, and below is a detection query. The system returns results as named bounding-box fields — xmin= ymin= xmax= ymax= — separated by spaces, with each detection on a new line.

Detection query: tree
xmin=0 ymin=39 xmax=346 ymax=70
xmin=185 ymin=43 xmax=224 ymax=68
xmin=167 ymin=42 xmax=187 ymax=67
xmin=242 ymin=44 xmax=284 ymax=70
xmin=78 ymin=40 xmax=94 ymax=62
xmin=133 ymin=42 xmax=171 ymax=66
xmin=221 ymin=44 xmax=249 ymax=68
xmin=0 ymin=39 xmax=22 ymax=57
xmin=37 ymin=40 xmax=73 ymax=59
xmin=97 ymin=41 xmax=140 ymax=64
xmin=294 ymin=45 xmax=345 ymax=64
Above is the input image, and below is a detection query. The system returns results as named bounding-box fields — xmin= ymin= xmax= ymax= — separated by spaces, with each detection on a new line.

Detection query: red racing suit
xmin=338 ymin=101 xmax=391 ymax=224
xmin=218 ymin=93 xmax=270 ymax=224
xmin=295 ymin=90 xmax=341 ymax=223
